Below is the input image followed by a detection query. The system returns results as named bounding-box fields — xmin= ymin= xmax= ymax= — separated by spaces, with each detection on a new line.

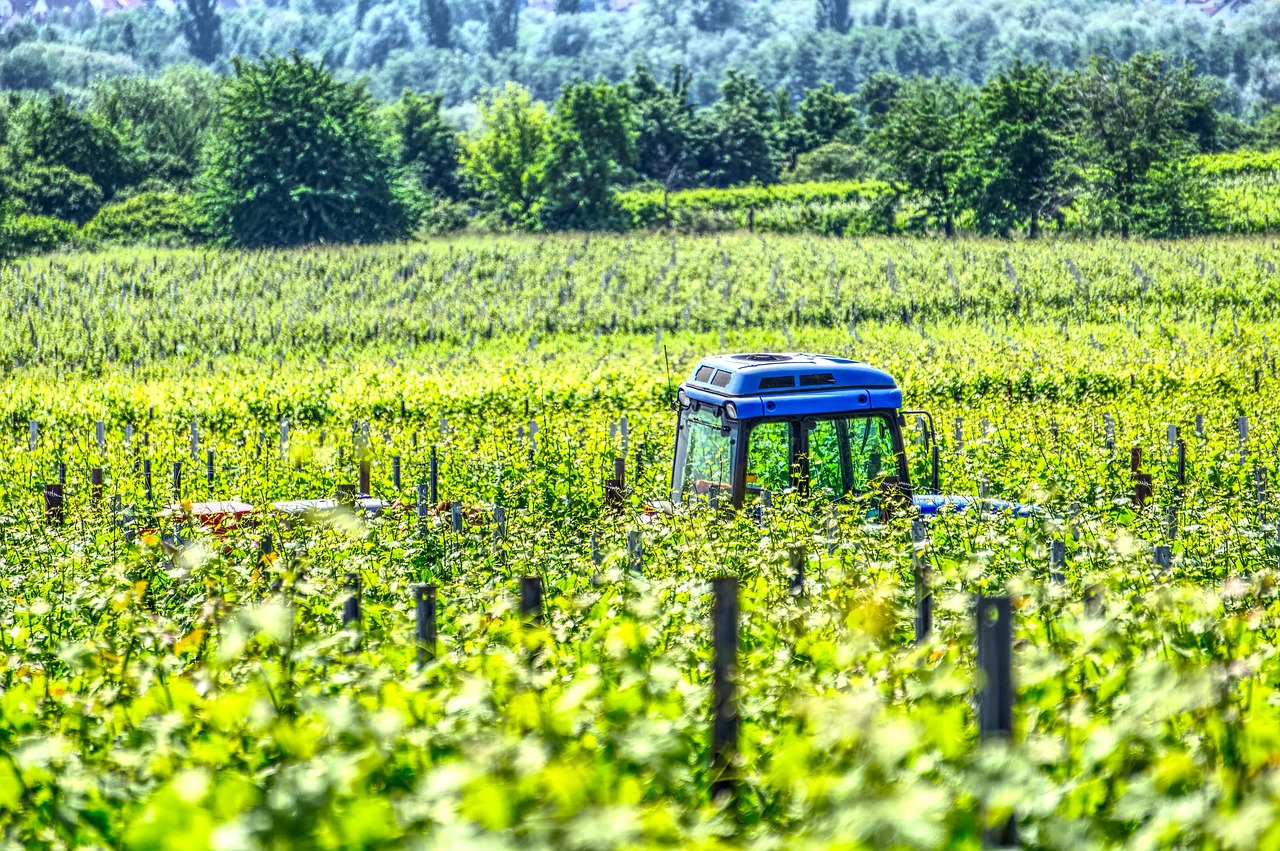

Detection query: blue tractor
xmin=670 ymin=353 xmax=1029 ymax=516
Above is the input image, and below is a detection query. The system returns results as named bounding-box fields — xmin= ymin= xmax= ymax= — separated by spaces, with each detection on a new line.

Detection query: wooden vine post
xmin=415 ymin=584 xmax=437 ymax=669
xmin=711 ymin=576 xmax=739 ymax=810
xmin=975 ymin=595 xmax=1016 ymax=846
xmin=1131 ymin=447 xmax=1152 ymax=511
xmin=44 ymin=483 xmax=64 ymax=526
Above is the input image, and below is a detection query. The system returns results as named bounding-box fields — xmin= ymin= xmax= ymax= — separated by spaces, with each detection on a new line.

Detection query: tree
xmin=690 ymin=0 xmax=741 ymax=32
xmin=697 ymin=70 xmax=779 ymax=187
xmin=541 ymin=79 xmax=635 ymax=230
xmin=642 ymin=0 xmax=682 ymax=28
xmin=628 ymin=65 xmax=699 ymax=192
xmin=1132 ymin=156 xmax=1213 ymax=237
xmin=1257 ymin=105 xmax=1280 ymax=150
xmin=420 ymin=0 xmax=452 ymax=49
xmin=795 ymin=81 xmax=858 ymax=153
xmin=200 ymin=53 xmax=408 ymax=247
xmin=461 ymin=82 xmax=551 ymax=227
xmin=87 ymin=66 xmax=220 ymax=187
xmin=347 ymin=5 xmax=413 ymax=70
xmin=385 ymin=89 xmax=461 ymax=200
xmin=1067 ymin=52 xmax=1215 ymax=237
xmin=484 ymin=0 xmax=519 ymax=53
xmin=178 ymin=0 xmax=222 ymax=64
xmin=9 ymin=94 xmax=136 ymax=199
xmin=858 ymin=72 xmax=903 ymax=129
xmin=970 ymin=61 xmax=1070 ymax=237
xmin=868 ymin=76 xmax=975 ymax=237
xmin=815 ymin=0 xmax=851 ymax=33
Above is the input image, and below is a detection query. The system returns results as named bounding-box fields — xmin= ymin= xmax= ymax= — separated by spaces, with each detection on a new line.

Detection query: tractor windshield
xmin=671 ymin=404 xmax=906 ymax=508
xmin=672 ymin=407 xmax=738 ymax=503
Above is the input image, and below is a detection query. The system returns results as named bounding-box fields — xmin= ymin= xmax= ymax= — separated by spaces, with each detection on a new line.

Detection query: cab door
xmin=743 ymin=419 xmax=798 ymax=505
xmin=798 ymin=413 xmax=909 ymax=500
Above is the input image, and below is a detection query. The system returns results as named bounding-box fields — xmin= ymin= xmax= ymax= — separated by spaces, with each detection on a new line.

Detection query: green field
xmin=5 ymin=234 xmax=1280 ymax=848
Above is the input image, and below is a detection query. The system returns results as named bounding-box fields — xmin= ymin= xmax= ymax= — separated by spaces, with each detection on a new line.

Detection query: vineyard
xmin=615 ymin=152 xmax=1280 ymax=238
xmin=6 ymin=233 xmax=1280 ymax=848
xmin=1196 ymin=152 xmax=1280 ymax=234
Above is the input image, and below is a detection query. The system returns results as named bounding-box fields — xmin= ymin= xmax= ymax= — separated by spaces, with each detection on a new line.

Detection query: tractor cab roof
xmin=684 ymin=353 xmax=898 ymax=397
xmin=679 ymin=353 xmax=903 ymax=419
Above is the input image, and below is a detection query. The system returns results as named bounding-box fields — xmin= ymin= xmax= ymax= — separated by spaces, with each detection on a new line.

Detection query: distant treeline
xmin=5 ymin=0 xmax=1280 ymax=116
xmin=1 ymin=50 xmax=1278 ymax=255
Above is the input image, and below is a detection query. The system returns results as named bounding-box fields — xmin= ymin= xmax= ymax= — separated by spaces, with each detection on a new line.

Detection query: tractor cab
xmin=671 ymin=353 xmax=937 ymax=511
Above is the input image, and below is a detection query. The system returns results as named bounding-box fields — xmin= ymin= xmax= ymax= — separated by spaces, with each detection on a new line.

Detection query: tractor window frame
xmin=802 ymin=412 xmax=905 ymax=498
xmin=671 ymin=405 xmax=740 ymax=504
xmin=744 ymin=418 xmax=797 ymax=501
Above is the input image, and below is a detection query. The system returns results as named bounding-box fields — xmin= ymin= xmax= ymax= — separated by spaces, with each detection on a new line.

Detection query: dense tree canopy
xmin=0 ymin=47 xmax=1269 ymax=248
xmin=628 ymin=65 xmax=699 ymax=192
xmin=385 ymin=89 xmax=462 ymax=201
xmin=4 ymin=0 xmax=1280 ymax=118
xmin=86 ymin=66 xmax=220 ymax=186
xmin=869 ymin=76 xmax=975 ymax=237
xmin=697 ymin=70 xmax=779 ymax=187
xmin=540 ymin=79 xmax=635 ymax=230
xmin=969 ymin=61 xmax=1070 ymax=237
xmin=1068 ymin=52 xmax=1215 ymax=237
xmin=461 ymin=82 xmax=551 ymax=227
xmin=201 ymin=53 xmax=408 ymax=247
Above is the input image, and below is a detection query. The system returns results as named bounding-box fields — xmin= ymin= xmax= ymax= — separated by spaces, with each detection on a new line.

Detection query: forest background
xmin=4 ymin=0 xmax=1280 ymax=252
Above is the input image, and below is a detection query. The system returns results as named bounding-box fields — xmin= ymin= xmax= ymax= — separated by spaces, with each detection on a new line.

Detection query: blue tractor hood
xmin=913 ymin=493 xmax=1038 ymax=518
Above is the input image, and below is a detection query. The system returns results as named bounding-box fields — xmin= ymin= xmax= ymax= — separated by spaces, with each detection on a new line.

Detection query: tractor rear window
xmin=695 ymin=366 xmax=715 ymax=383
xmin=711 ymin=370 xmax=732 ymax=388
xmin=759 ymin=376 xmax=795 ymax=390
xmin=799 ymin=373 xmax=836 ymax=387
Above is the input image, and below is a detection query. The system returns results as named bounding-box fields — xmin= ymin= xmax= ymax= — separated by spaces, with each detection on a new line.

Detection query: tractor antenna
xmin=663 ymin=345 xmax=675 ymax=410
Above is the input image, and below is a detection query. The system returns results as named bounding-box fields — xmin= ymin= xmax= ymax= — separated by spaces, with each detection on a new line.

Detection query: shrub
xmin=82 ymin=192 xmax=209 ymax=246
xmin=616 ymin=180 xmax=892 ymax=231
xmin=11 ymin=165 xmax=103 ymax=225
xmin=0 ymin=213 xmax=78 ymax=259
xmin=783 ymin=143 xmax=879 ymax=183
xmin=417 ymin=199 xmax=472 ymax=235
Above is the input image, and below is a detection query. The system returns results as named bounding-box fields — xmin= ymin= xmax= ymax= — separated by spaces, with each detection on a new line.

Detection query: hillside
xmin=1139 ymin=0 xmax=1259 ymax=19
xmin=1 ymin=0 xmax=1279 ymax=111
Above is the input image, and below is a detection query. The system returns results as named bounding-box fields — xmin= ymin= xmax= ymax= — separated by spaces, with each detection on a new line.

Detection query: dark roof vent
xmin=759 ymin=376 xmax=796 ymax=390
xmin=711 ymin=370 xmax=732 ymax=388
xmin=694 ymin=365 xmax=715 ymax=383
xmin=732 ymin=354 xmax=791 ymax=363
xmin=799 ymin=373 xmax=836 ymax=387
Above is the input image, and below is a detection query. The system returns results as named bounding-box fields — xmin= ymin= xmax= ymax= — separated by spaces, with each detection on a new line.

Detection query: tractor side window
xmin=807 ymin=419 xmax=847 ymax=497
xmin=806 ymin=415 xmax=900 ymax=497
xmin=681 ymin=414 xmax=735 ymax=501
xmin=746 ymin=421 xmax=791 ymax=497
